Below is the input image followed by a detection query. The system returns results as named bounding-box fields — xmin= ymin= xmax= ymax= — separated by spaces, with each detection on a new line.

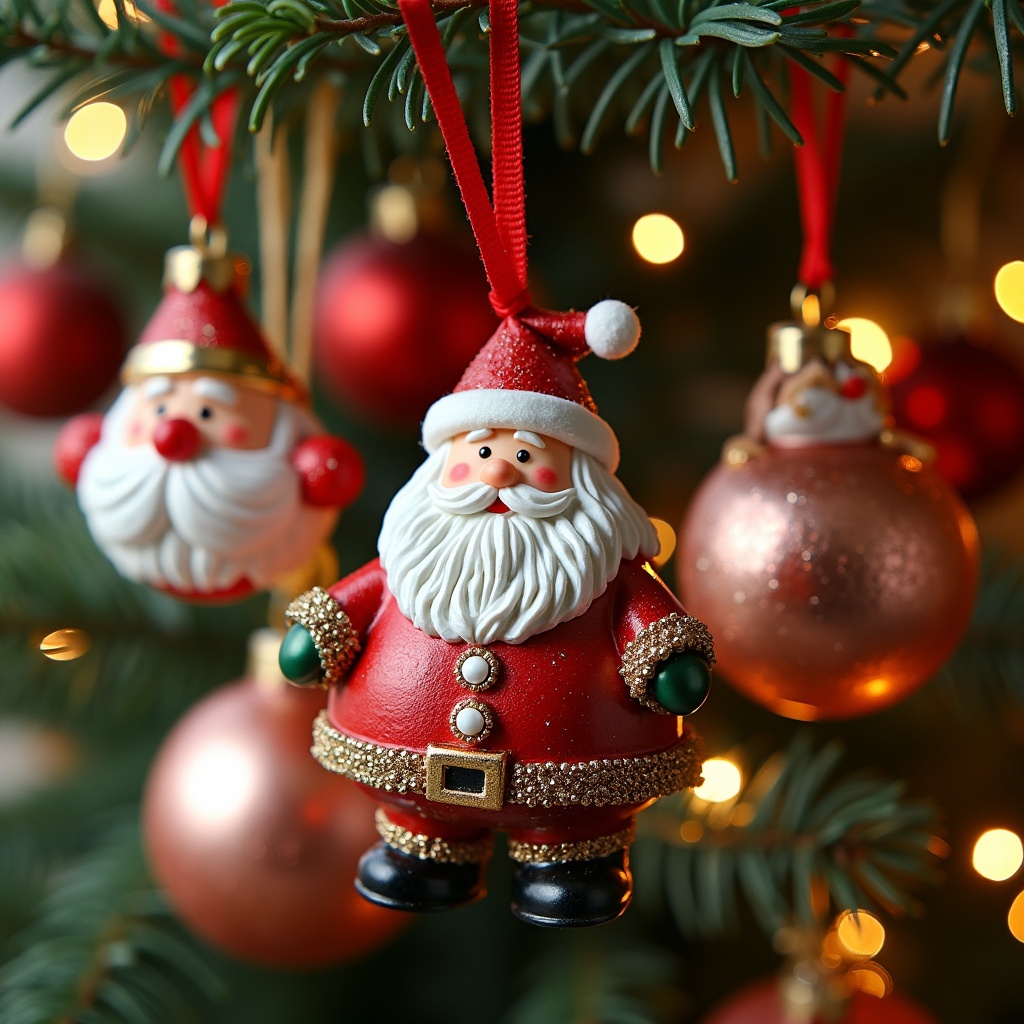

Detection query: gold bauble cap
xmin=163 ymin=216 xmax=251 ymax=295
xmin=766 ymin=321 xmax=853 ymax=374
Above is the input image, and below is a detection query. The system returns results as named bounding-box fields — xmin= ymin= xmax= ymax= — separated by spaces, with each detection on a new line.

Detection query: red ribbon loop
xmin=400 ymin=0 xmax=530 ymax=317
xmin=787 ymin=45 xmax=850 ymax=292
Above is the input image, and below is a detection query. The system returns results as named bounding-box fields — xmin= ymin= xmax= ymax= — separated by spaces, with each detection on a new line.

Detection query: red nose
xmin=840 ymin=376 xmax=868 ymax=400
xmin=153 ymin=418 xmax=201 ymax=461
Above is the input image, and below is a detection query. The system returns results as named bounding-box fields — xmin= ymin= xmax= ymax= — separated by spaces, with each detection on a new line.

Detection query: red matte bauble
xmin=702 ymin=978 xmax=939 ymax=1024
xmin=142 ymin=677 xmax=408 ymax=968
xmin=314 ymin=233 xmax=497 ymax=424
xmin=886 ymin=334 xmax=1024 ymax=500
xmin=0 ymin=261 xmax=125 ymax=417
xmin=678 ymin=444 xmax=979 ymax=720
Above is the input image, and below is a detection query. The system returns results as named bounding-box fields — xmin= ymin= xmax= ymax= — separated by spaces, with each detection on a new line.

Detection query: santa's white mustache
xmin=427 ymin=480 xmax=576 ymax=518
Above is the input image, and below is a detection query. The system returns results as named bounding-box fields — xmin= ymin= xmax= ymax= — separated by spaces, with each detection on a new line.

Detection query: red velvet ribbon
xmin=399 ymin=0 xmax=530 ymax=318
xmin=158 ymin=0 xmax=239 ymax=226
xmin=787 ymin=33 xmax=850 ymax=291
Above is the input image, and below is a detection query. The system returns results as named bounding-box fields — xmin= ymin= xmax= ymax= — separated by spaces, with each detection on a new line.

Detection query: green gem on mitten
xmin=651 ymin=652 xmax=712 ymax=715
xmin=279 ymin=624 xmax=324 ymax=686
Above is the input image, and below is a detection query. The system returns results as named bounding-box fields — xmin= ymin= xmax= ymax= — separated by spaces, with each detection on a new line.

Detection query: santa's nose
xmin=479 ymin=459 xmax=519 ymax=489
xmin=153 ymin=418 xmax=201 ymax=461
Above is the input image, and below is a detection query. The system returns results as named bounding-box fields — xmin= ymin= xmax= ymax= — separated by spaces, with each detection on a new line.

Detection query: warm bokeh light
xmin=180 ymin=741 xmax=261 ymax=828
xmin=39 ymin=628 xmax=91 ymax=661
xmin=632 ymin=213 xmax=684 ymax=264
xmin=693 ymin=758 xmax=742 ymax=803
xmin=96 ymin=0 xmax=149 ymax=27
xmin=64 ymin=103 xmax=126 ymax=162
xmin=972 ymin=828 xmax=1023 ymax=881
xmin=649 ymin=518 xmax=677 ymax=568
xmin=835 ymin=909 xmax=886 ymax=958
xmin=679 ymin=820 xmax=704 ymax=843
xmin=994 ymin=261 xmax=1024 ymax=323
xmin=838 ymin=317 xmax=892 ymax=373
xmin=1008 ymin=889 xmax=1024 ymax=942
xmin=848 ymin=963 xmax=892 ymax=998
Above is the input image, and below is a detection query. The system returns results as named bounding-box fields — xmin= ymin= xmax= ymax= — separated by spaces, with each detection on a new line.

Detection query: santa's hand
xmin=53 ymin=412 xmax=104 ymax=487
xmin=291 ymin=435 xmax=365 ymax=509
xmin=651 ymin=652 xmax=711 ymax=716
xmin=279 ymin=624 xmax=324 ymax=686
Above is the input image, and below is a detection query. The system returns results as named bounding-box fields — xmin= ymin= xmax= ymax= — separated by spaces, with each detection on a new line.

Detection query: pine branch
xmin=640 ymin=734 xmax=943 ymax=940
xmin=0 ymin=819 xmax=223 ymax=1024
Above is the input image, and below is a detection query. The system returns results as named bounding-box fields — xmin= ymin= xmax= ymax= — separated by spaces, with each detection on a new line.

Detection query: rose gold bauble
xmin=701 ymin=978 xmax=939 ymax=1024
xmin=678 ymin=444 xmax=979 ymax=720
xmin=142 ymin=658 xmax=408 ymax=968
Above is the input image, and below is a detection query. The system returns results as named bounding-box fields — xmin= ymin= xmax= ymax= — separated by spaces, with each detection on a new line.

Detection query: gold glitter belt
xmin=311 ymin=711 xmax=702 ymax=809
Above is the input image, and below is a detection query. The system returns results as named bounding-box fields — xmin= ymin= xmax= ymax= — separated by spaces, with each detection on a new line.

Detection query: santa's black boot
xmin=356 ymin=841 xmax=487 ymax=912
xmin=510 ymin=850 xmax=632 ymax=927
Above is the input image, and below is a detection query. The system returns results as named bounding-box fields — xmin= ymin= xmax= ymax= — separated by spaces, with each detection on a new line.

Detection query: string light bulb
xmin=64 ymin=103 xmax=126 ymax=162
xmin=1008 ymin=890 xmax=1024 ymax=942
xmin=693 ymin=758 xmax=742 ymax=803
xmin=994 ymin=261 xmax=1024 ymax=323
xmin=834 ymin=909 xmax=885 ymax=958
xmin=972 ymin=828 xmax=1023 ymax=881
xmin=837 ymin=317 xmax=892 ymax=373
xmin=649 ymin=518 xmax=677 ymax=568
xmin=632 ymin=214 xmax=684 ymax=265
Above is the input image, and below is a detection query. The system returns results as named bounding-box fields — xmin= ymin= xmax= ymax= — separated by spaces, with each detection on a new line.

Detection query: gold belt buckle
xmin=425 ymin=744 xmax=507 ymax=812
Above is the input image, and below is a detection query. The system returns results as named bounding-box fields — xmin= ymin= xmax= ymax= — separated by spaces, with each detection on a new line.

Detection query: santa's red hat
xmin=421 ymin=300 xmax=640 ymax=472
xmin=120 ymin=245 xmax=301 ymax=401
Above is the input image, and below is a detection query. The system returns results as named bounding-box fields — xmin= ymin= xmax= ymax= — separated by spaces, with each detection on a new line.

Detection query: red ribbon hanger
xmin=398 ymin=0 xmax=530 ymax=318
xmin=787 ymin=39 xmax=850 ymax=294
xmin=158 ymin=0 xmax=239 ymax=230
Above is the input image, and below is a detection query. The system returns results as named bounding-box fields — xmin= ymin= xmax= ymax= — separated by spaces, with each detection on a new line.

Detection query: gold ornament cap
xmin=162 ymin=217 xmax=251 ymax=295
xmin=766 ymin=321 xmax=853 ymax=374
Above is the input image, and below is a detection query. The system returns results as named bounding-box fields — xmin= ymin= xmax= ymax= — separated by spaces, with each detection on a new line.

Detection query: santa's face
xmin=123 ymin=373 xmax=277 ymax=453
xmin=442 ymin=428 xmax=573 ymax=498
xmin=77 ymin=380 xmax=334 ymax=597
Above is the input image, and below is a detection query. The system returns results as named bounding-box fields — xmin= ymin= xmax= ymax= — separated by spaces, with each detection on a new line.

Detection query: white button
xmin=460 ymin=655 xmax=491 ymax=686
xmin=455 ymin=706 xmax=486 ymax=736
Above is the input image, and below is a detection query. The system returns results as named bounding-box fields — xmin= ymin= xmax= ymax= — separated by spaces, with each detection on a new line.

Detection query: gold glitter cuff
xmin=312 ymin=712 xmax=704 ymax=806
xmin=619 ymin=613 xmax=716 ymax=714
xmin=507 ymin=822 xmax=636 ymax=864
xmin=375 ymin=809 xmax=493 ymax=864
xmin=285 ymin=587 xmax=360 ymax=687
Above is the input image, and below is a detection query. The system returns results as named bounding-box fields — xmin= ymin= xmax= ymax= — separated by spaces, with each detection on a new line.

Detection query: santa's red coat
xmin=320 ymin=556 xmax=698 ymax=843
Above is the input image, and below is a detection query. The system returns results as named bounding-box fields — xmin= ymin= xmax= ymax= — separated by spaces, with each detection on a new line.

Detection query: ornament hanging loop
xmin=790 ymin=280 xmax=835 ymax=327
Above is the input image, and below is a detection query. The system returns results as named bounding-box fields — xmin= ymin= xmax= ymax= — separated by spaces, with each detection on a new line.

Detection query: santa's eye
xmin=478 ymin=447 xmax=492 ymax=459
xmin=155 ymin=404 xmax=166 ymax=416
xmin=199 ymin=407 xmax=213 ymax=420
xmin=516 ymin=449 xmax=531 ymax=463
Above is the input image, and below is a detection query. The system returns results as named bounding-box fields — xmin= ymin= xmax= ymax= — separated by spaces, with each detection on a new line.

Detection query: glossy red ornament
xmin=313 ymin=233 xmax=498 ymax=425
xmin=886 ymin=334 xmax=1024 ymax=500
xmin=142 ymin=667 xmax=408 ymax=968
xmin=678 ymin=444 xmax=979 ymax=720
xmin=53 ymin=412 xmax=103 ymax=486
xmin=0 ymin=261 xmax=125 ymax=418
xmin=291 ymin=434 xmax=365 ymax=507
xmin=701 ymin=977 xmax=939 ymax=1024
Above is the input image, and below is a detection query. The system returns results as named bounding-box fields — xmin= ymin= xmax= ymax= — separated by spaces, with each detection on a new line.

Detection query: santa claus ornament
xmin=53 ymin=41 xmax=362 ymax=603
xmin=277 ymin=0 xmax=713 ymax=929
xmin=677 ymin=61 xmax=978 ymax=720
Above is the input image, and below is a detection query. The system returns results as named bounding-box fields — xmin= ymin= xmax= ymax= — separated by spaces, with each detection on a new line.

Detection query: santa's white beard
xmin=764 ymin=386 xmax=884 ymax=446
xmin=378 ymin=445 xmax=658 ymax=644
xmin=77 ymin=387 xmax=335 ymax=593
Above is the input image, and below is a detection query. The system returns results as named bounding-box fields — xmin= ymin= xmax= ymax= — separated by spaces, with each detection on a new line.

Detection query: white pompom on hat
xmin=421 ymin=300 xmax=641 ymax=472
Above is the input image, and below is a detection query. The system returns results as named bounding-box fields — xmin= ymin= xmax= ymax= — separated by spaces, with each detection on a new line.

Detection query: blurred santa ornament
xmin=314 ymin=159 xmax=498 ymax=426
xmin=142 ymin=629 xmax=408 ymax=969
xmin=886 ymin=332 xmax=1024 ymax=500
xmin=678 ymin=312 xmax=978 ymax=720
xmin=54 ymin=222 xmax=363 ymax=602
xmin=0 ymin=208 xmax=125 ymax=418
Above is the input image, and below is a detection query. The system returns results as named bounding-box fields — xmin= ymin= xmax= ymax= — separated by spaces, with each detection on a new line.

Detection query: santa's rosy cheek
xmin=448 ymin=462 xmax=469 ymax=482
xmin=534 ymin=467 xmax=558 ymax=488
xmin=224 ymin=424 xmax=249 ymax=446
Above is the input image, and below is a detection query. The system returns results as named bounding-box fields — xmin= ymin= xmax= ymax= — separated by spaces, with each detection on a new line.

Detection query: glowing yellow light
xmin=729 ymin=802 xmax=755 ymax=828
xmin=63 ymin=103 xmax=126 ymax=162
xmin=973 ymin=828 xmax=1024 ymax=881
xmin=96 ymin=0 xmax=149 ymax=26
xmin=649 ymin=518 xmax=677 ymax=568
xmin=995 ymin=261 xmax=1024 ymax=323
xmin=693 ymin=758 xmax=742 ymax=803
xmin=39 ymin=628 xmax=91 ymax=661
xmin=837 ymin=317 xmax=892 ymax=373
xmin=632 ymin=213 xmax=684 ymax=265
xmin=680 ymin=820 xmax=704 ymax=843
xmin=835 ymin=910 xmax=885 ymax=958
xmin=860 ymin=678 xmax=891 ymax=698
xmin=1008 ymin=890 xmax=1024 ymax=942
xmin=848 ymin=964 xmax=892 ymax=998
